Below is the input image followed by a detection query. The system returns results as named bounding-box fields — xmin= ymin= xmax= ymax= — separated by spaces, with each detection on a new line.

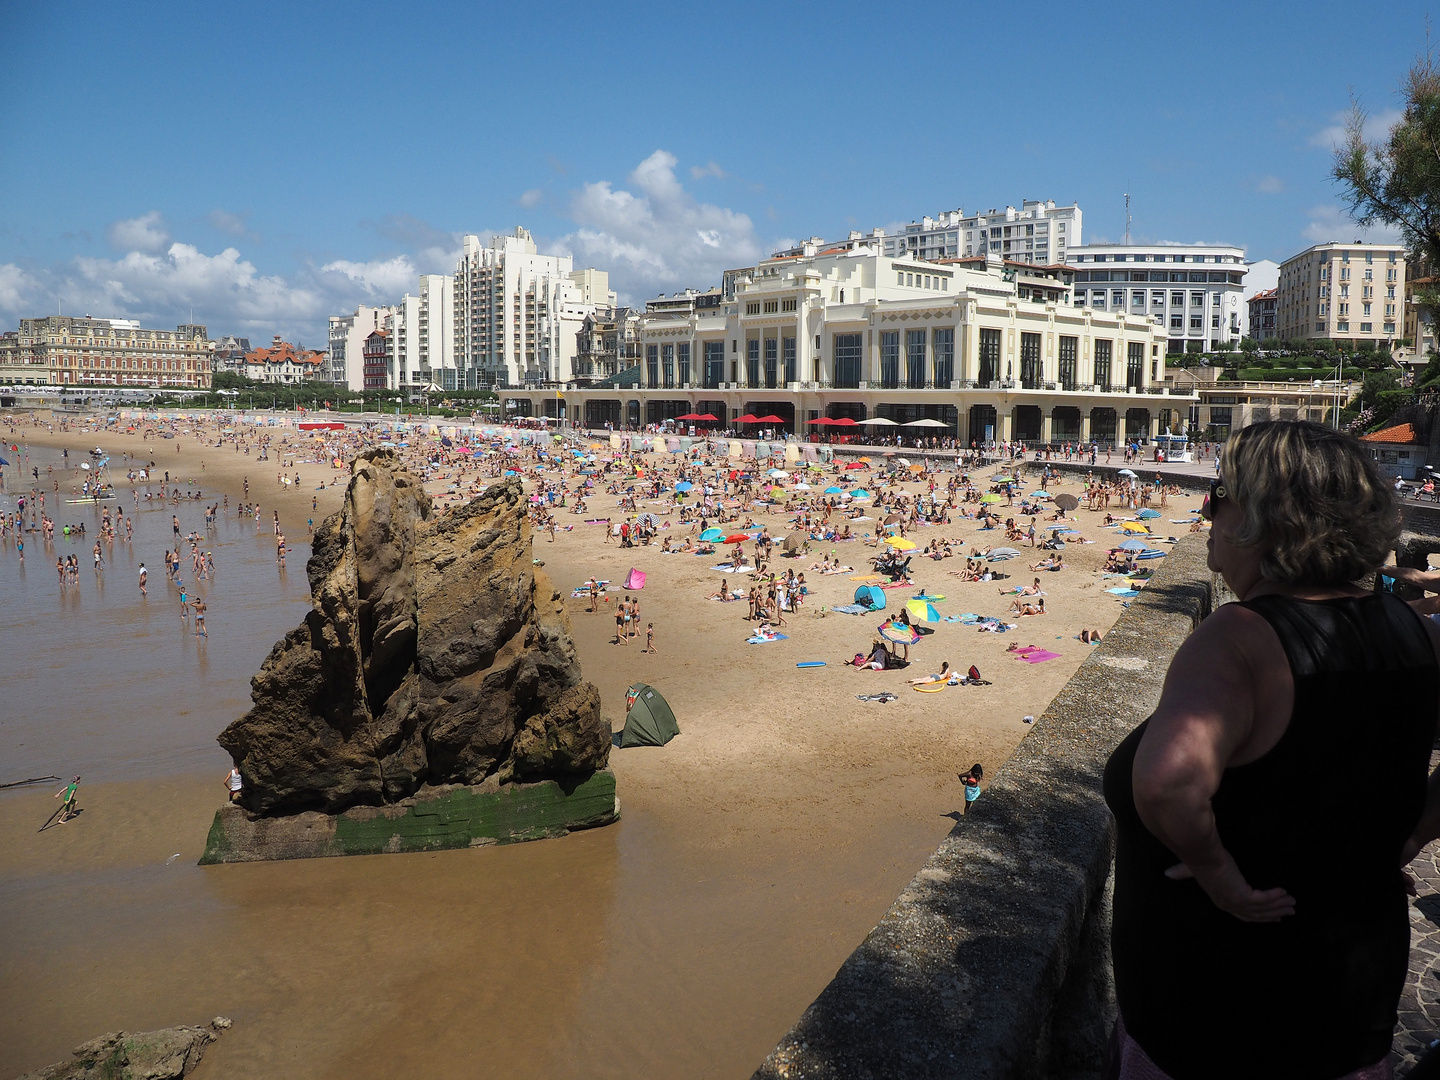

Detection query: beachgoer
xmin=54 ymin=776 xmax=80 ymax=824
xmin=959 ymin=764 xmax=982 ymax=814
xmin=645 ymin=622 xmax=656 ymax=653
xmin=225 ymin=766 xmax=243 ymax=803
xmin=138 ymin=562 xmax=147 ymax=595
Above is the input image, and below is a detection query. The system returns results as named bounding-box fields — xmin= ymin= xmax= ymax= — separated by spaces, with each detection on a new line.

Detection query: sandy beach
xmin=0 ymin=411 xmax=1180 ymax=1078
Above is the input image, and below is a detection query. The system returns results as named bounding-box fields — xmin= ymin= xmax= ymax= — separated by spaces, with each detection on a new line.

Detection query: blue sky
xmin=0 ymin=1 xmax=1425 ymax=344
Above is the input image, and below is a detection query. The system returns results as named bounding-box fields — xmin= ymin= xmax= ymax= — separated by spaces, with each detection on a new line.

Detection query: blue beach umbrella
xmin=850 ymin=488 xmax=871 ymax=499
xmin=1117 ymin=539 xmax=1150 ymax=551
xmin=700 ymin=528 xmax=724 ymax=542
xmin=1136 ymin=508 xmax=1161 ymax=519
xmin=675 ymin=481 xmax=693 ymax=492
xmin=824 ymin=486 xmax=843 ymax=494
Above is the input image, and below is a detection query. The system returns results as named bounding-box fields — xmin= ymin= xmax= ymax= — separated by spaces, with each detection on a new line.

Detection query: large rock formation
xmin=14 ymin=1020 xmax=227 ymax=1080
xmin=218 ymin=452 xmax=609 ymax=818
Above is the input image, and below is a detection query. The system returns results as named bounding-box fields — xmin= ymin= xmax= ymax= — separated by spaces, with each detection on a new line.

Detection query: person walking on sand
xmin=54 ymin=776 xmax=80 ymax=824
xmin=645 ymin=622 xmax=656 ymax=653
xmin=960 ymin=764 xmax=983 ymax=814
xmin=193 ymin=597 xmax=207 ymax=638
xmin=137 ymin=562 xmax=147 ymax=596
xmin=224 ymin=766 xmax=243 ymax=804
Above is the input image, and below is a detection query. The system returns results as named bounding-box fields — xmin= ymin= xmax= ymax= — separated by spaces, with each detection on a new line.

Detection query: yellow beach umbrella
xmin=885 ymin=536 xmax=917 ymax=550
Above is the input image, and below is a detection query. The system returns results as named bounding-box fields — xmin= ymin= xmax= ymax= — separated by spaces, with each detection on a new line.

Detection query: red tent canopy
xmin=805 ymin=417 xmax=833 ymax=425
xmin=694 ymin=413 xmax=719 ymax=422
xmin=735 ymin=414 xmax=760 ymax=423
xmin=829 ymin=417 xmax=859 ymax=426
xmin=674 ymin=413 xmax=703 ymax=421
xmin=752 ymin=414 xmax=786 ymax=424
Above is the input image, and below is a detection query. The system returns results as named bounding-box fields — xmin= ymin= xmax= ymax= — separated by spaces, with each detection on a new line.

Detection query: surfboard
xmin=796 ymin=661 xmax=826 ymax=668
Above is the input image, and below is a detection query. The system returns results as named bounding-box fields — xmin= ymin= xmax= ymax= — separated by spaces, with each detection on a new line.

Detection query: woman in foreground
xmin=1103 ymin=420 xmax=1440 ymax=1079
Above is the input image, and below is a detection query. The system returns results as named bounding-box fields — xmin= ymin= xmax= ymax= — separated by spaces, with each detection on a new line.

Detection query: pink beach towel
xmin=1013 ymin=646 xmax=1061 ymax=663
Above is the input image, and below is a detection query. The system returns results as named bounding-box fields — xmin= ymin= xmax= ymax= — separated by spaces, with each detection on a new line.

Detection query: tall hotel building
xmin=1275 ymin=242 xmax=1405 ymax=347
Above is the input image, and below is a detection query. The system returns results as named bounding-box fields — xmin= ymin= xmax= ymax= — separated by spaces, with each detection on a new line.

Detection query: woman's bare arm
xmin=1131 ymin=605 xmax=1297 ymax=923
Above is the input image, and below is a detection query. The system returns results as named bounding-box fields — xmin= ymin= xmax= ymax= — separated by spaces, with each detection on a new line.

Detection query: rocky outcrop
xmin=14 ymin=1019 xmax=227 ymax=1080
xmin=217 ymin=452 xmax=609 ymax=818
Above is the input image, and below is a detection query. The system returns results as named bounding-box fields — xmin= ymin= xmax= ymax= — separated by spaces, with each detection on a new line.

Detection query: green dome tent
xmin=620 ymin=682 xmax=680 ymax=748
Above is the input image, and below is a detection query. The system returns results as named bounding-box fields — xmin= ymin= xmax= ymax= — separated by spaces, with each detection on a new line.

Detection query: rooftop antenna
xmin=1123 ymin=193 xmax=1131 ymax=245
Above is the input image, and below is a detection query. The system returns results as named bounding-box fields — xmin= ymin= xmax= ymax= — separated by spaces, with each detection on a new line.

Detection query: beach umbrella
xmin=908 ymin=464 xmax=924 ymax=473
xmin=987 ymin=546 xmax=1021 ymax=561
xmin=753 ymin=414 xmax=786 ymax=425
xmin=858 ymin=456 xmax=872 ymax=463
xmin=735 ymin=414 xmax=759 ymax=424
xmin=896 ymin=457 xmax=911 ymax=467
xmin=674 ymin=481 xmax=693 ymax=492
xmin=850 ymin=488 xmax=871 ymax=499
xmin=843 ymin=461 xmax=867 ymax=469
xmin=1054 ymin=494 xmax=1080 ymax=511
xmin=767 ymin=468 xmax=788 ymax=478
xmin=807 ymin=462 xmax=825 ymax=470
xmin=1117 ymin=539 xmax=1151 ymax=551
xmin=904 ymin=417 xmax=950 ymax=428
xmin=637 ymin=513 xmax=662 ymax=527
xmin=724 ymin=534 xmax=750 ymax=544
xmin=980 ymin=492 xmax=1002 ymax=503
xmin=830 ymin=417 xmax=858 ymax=427
xmin=906 ymin=598 xmax=941 ymax=623
xmin=700 ymin=528 xmax=724 ymax=541
xmin=1030 ymin=490 xmax=1052 ymax=498
xmin=1137 ymin=508 xmax=1161 ymax=519
xmin=1117 ymin=468 xmax=1137 ymax=478
xmin=793 ymin=482 xmax=811 ymax=491
xmin=824 ymin=485 xmax=843 ymax=494
xmin=879 ymin=621 xmax=921 ymax=645
xmin=805 ymin=417 xmax=833 ymax=426
xmin=885 ymin=536 xmax=916 ymax=550
xmin=1119 ymin=521 xmax=1151 ymax=533
xmin=858 ymin=416 xmax=898 ymax=425
xmin=784 ymin=534 xmax=801 ymax=551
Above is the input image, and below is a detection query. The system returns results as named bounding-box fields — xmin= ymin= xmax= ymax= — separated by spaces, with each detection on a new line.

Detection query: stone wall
xmin=753 ymin=536 xmax=1218 ymax=1080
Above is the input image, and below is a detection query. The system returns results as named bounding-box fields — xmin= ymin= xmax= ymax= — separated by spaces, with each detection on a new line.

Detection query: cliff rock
xmin=218 ymin=452 xmax=608 ymax=816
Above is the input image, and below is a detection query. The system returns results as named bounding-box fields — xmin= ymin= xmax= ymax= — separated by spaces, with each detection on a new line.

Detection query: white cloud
xmin=518 ymin=188 xmax=544 ymax=208
xmin=560 ymin=150 xmax=761 ymax=303
xmin=1301 ymin=204 xmax=1404 ymax=244
xmin=319 ymin=255 xmax=418 ymax=297
xmin=0 ymin=263 xmax=37 ymax=312
xmin=207 ymin=209 xmax=251 ymax=238
xmin=1252 ymin=175 xmax=1285 ymax=195
xmin=1309 ymin=107 xmax=1403 ymax=149
xmin=105 ymin=211 xmax=169 ymax=253
xmin=689 ymin=161 xmax=726 ymax=180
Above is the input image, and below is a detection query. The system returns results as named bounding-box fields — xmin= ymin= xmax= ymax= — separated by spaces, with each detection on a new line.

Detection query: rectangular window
xmin=1151 ymin=291 xmax=1165 ymax=307
xmin=906 ymin=329 xmax=927 ymax=388
xmin=1132 ymin=291 xmax=1146 ymax=310
xmin=763 ymin=300 xmax=779 ymax=314
xmin=880 ymin=331 xmax=900 ymax=388
xmin=1190 ymin=315 xmax=1203 ymax=331
xmin=783 ymin=337 xmax=796 ymax=384
xmin=745 ymin=302 xmax=760 ymax=315
xmin=1127 ymin=341 xmax=1144 ymax=388
xmin=678 ymin=342 xmax=691 ymax=385
xmin=746 ymin=338 xmax=760 ymax=386
xmin=781 ymin=298 xmax=797 ymax=312
xmin=1171 ymin=291 xmax=1184 ymax=306
xmin=1020 ymin=332 xmax=1042 ymax=388
xmin=662 ymin=343 xmax=675 ymax=388
xmin=1112 ymin=290 xmax=1125 ymax=307
xmin=1191 ymin=292 xmax=1204 ymax=307
xmin=1058 ymin=335 xmax=1078 ymax=390
xmin=703 ymin=340 xmax=724 ymax=388
xmin=933 ymin=328 xmax=954 ymax=385
xmin=764 ymin=337 xmax=778 ymax=388
xmin=645 ymin=344 xmax=659 ymax=386
xmin=1338 ymin=321 xmax=1350 ymax=332
xmin=1361 ymin=322 xmax=1373 ymax=333
xmin=979 ymin=328 xmax=1001 ymax=385
xmin=833 ymin=333 xmax=863 ymax=388
xmin=1094 ymin=339 xmax=1112 ymax=389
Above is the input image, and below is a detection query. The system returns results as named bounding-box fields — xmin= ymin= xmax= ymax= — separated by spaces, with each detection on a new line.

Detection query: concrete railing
xmin=754 ymin=536 xmax=1220 ymax=1080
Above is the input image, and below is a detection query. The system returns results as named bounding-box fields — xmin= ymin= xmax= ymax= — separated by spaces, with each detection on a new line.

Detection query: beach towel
xmin=1012 ymin=646 xmax=1062 ymax=663
xmin=831 ymin=603 xmax=869 ymax=615
xmin=856 ymin=692 xmax=899 ymax=703
xmin=746 ymin=633 xmax=788 ymax=644
xmin=1106 ymin=587 xmax=1140 ymax=597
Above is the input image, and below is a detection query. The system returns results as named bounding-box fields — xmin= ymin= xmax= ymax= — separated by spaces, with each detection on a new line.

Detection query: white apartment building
xmin=1066 ymin=243 xmax=1247 ymax=354
xmin=500 ymin=247 xmax=1193 ymax=447
xmin=382 ymin=274 xmax=456 ymax=392
xmin=774 ymin=200 xmax=1081 ymax=267
xmin=1275 ymin=242 xmax=1406 ymax=347
xmin=328 ymin=305 xmax=397 ymax=390
xmin=451 ymin=227 xmax=616 ymax=389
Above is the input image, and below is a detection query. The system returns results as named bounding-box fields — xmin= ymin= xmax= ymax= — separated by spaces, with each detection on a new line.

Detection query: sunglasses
xmin=1201 ymin=478 xmax=1228 ymax=520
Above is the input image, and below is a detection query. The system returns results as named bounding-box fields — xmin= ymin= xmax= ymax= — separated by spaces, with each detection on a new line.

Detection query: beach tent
xmin=620 ymin=683 xmax=680 ymax=748
xmin=624 ymin=567 xmax=647 ymax=590
xmin=854 ymin=584 xmax=887 ymax=611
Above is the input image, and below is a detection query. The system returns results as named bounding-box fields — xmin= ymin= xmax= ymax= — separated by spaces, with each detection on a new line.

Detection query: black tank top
xmin=1104 ymin=593 xmax=1438 ymax=1079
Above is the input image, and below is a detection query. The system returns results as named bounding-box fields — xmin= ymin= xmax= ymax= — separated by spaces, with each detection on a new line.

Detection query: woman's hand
xmin=1165 ymin=858 xmax=1296 ymax=923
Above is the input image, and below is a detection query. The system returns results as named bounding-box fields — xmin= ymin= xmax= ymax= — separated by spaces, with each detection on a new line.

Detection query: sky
xmin=0 ymin=1 xmax=1426 ymax=346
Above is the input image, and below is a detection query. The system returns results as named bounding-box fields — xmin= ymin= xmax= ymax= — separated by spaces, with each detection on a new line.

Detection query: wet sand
xmin=0 ymin=414 xmax=1154 ymax=1078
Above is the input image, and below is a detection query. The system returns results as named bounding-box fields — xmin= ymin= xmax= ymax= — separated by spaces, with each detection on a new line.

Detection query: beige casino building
xmin=498 ymin=244 xmax=1194 ymax=447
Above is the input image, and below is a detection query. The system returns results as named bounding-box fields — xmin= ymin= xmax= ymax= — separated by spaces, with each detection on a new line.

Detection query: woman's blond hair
xmin=1220 ymin=420 xmax=1400 ymax=585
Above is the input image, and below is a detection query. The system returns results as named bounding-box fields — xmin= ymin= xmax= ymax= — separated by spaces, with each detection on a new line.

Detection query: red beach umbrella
xmin=724 ymin=534 xmax=750 ymax=544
